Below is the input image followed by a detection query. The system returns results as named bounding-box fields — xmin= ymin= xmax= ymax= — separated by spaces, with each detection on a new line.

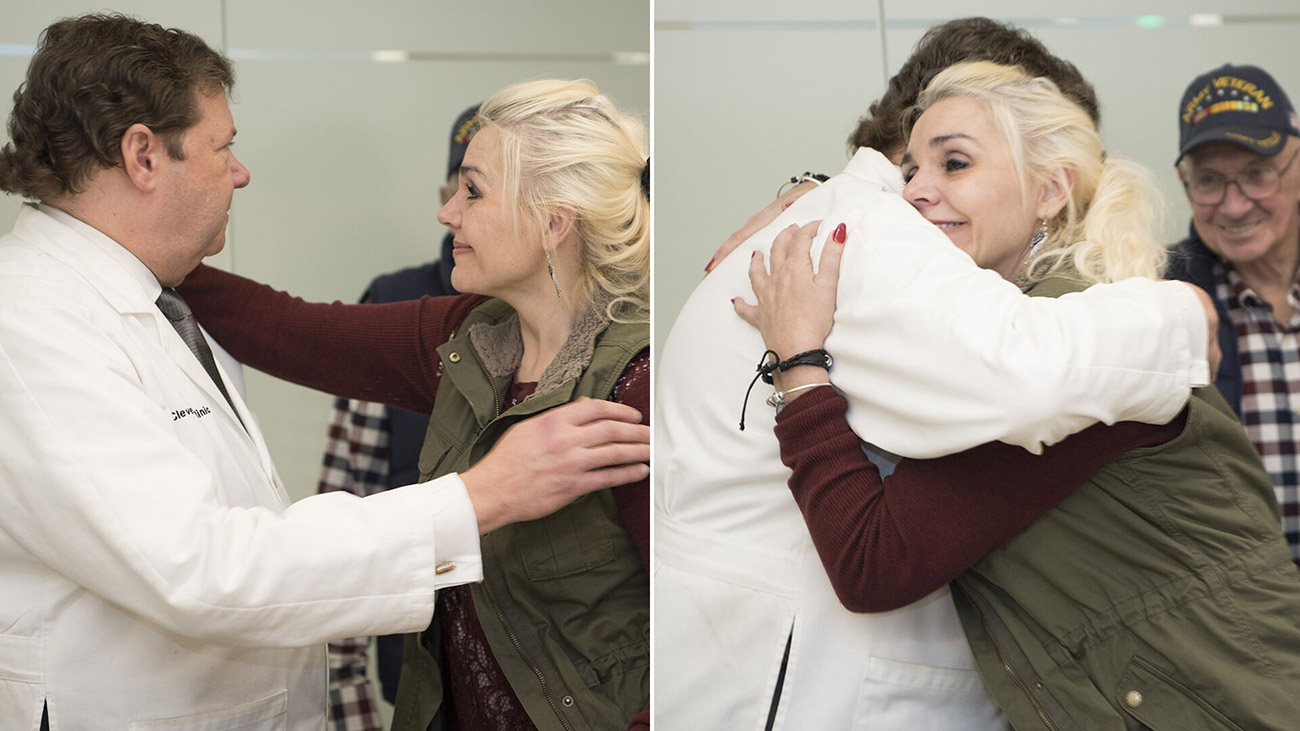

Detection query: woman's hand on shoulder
xmin=733 ymin=220 xmax=846 ymax=373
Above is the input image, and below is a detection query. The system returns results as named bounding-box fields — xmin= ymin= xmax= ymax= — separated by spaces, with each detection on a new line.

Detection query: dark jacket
xmin=953 ymin=275 xmax=1300 ymax=730
xmin=392 ymin=298 xmax=650 ymax=731
xmin=1166 ymin=224 xmax=1242 ymax=414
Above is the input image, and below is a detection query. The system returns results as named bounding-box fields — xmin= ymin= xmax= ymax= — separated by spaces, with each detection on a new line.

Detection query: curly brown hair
xmin=849 ymin=17 xmax=1099 ymax=156
xmin=0 ymin=13 xmax=234 ymax=201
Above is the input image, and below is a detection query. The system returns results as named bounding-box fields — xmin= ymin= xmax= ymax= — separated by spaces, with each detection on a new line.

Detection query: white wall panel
xmin=656 ymin=0 xmax=875 ymax=22
xmin=0 ymin=1 xmax=220 ymax=44
xmin=227 ymin=0 xmax=647 ymax=55
xmin=653 ymin=22 xmax=883 ymax=355
xmin=883 ymin=1 xmax=1297 ymax=21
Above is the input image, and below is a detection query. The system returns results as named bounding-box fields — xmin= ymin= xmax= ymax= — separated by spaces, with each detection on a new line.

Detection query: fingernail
xmin=730 ymin=297 xmax=736 ymax=304
xmin=833 ymin=223 xmax=847 ymax=244
xmin=751 ymin=251 xmax=757 ymax=259
xmin=704 ymin=258 xmax=715 ymax=273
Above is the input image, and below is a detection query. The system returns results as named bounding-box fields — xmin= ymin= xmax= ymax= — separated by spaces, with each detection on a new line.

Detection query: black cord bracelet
xmin=740 ymin=350 xmax=780 ymax=430
xmin=774 ymin=349 xmax=833 ymax=379
xmin=740 ymin=348 xmax=832 ymax=430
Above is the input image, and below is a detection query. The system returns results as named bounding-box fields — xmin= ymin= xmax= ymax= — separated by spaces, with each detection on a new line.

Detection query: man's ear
xmin=547 ymin=207 xmax=577 ymax=248
xmin=1036 ymin=167 xmax=1075 ymax=222
xmin=119 ymin=123 xmax=164 ymax=192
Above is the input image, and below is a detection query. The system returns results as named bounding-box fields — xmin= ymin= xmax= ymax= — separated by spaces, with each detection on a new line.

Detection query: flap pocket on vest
xmin=129 ymin=689 xmax=287 ymax=730
xmin=516 ymin=494 xmax=615 ymax=580
xmin=1115 ymin=656 xmax=1245 ymax=731
xmin=416 ymin=439 xmax=455 ymax=484
xmin=574 ymin=636 xmax=650 ymax=687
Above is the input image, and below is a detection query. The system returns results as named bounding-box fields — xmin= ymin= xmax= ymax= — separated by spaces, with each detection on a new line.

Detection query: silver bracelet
xmin=766 ymin=382 xmax=833 ymax=413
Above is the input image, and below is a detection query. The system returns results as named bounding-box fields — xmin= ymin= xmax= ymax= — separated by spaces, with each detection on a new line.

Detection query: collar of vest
xmin=438 ymin=298 xmax=647 ymax=427
xmin=464 ymin=296 xmax=630 ymax=396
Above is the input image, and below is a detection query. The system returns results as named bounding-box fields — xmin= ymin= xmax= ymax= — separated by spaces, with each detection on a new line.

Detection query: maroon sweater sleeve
xmin=177 ymin=263 xmax=488 ymax=413
xmin=611 ymin=349 xmax=651 ymax=577
xmin=607 ymin=350 xmax=651 ymax=731
xmin=774 ymin=387 xmax=1186 ymax=613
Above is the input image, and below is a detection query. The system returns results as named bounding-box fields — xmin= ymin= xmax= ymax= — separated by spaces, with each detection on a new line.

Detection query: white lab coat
xmin=0 ymin=205 xmax=482 ymax=730
xmin=654 ymin=148 xmax=1210 ymax=730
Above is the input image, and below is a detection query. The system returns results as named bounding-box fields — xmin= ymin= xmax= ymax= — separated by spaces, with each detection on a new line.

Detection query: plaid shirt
xmin=1218 ymin=263 xmax=1300 ymax=565
xmin=317 ymin=396 xmax=391 ymax=731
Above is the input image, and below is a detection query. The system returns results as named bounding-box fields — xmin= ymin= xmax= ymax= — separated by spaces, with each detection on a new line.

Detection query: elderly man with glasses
xmin=1169 ymin=63 xmax=1300 ymax=568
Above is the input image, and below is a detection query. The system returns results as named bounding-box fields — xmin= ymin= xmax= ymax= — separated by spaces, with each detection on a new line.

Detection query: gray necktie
xmin=156 ymin=287 xmax=242 ymax=424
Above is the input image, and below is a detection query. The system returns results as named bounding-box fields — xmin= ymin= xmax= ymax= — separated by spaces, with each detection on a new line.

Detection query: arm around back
xmin=729 ymin=148 xmax=1209 ymax=457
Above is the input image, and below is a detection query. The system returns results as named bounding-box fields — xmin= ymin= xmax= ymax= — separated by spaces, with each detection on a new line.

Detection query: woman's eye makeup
xmin=942 ymin=155 xmax=971 ymax=173
xmin=465 ymin=182 xmax=482 ymax=199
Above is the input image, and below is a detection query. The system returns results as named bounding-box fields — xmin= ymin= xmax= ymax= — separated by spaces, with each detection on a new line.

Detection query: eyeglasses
xmin=1184 ymin=146 xmax=1300 ymax=206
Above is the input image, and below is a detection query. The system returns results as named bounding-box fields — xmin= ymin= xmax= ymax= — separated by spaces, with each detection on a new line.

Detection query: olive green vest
xmin=391 ymin=299 xmax=649 ymax=731
xmin=952 ymin=275 xmax=1300 ymax=730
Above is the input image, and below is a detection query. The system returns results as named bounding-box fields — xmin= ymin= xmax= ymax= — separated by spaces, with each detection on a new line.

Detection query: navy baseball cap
xmin=447 ymin=103 xmax=482 ymax=179
xmin=1178 ymin=64 xmax=1300 ymax=162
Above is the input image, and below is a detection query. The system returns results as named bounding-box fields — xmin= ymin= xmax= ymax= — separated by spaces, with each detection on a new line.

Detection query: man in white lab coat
xmin=0 ymin=14 xmax=649 ymax=730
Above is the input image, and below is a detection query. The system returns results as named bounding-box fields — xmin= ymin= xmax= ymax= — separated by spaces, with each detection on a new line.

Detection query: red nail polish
xmin=833 ymin=223 xmax=847 ymax=244
xmin=704 ymin=258 xmax=715 ymax=272
xmin=751 ymin=251 xmax=757 ymax=259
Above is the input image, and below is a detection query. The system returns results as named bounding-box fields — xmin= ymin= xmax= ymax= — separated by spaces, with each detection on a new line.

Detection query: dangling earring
xmin=544 ymin=248 xmax=561 ymax=299
xmin=1028 ymin=219 xmax=1048 ymax=259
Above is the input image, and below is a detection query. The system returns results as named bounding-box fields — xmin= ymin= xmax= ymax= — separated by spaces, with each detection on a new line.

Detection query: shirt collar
xmin=1219 ymin=258 xmax=1300 ymax=323
xmin=38 ymin=202 xmax=164 ymax=304
xmin=844 ymin=147 xmax=905 ymax=195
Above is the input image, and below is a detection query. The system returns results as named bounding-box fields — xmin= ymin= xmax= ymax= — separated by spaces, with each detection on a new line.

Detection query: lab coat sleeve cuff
xmin=425 ymin=473 xmax=484 ymax=589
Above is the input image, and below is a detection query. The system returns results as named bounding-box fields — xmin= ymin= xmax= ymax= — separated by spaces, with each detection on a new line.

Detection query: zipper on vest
xmin=481 ymin=577 xmax=574 ymax=731
xmin=469 ymin=347 xmax=504 ymax=420
xmin=959 ymin=584 xmax=1072 ymax=731
xmin=994 ymin=653 xmax=1060 ymax=731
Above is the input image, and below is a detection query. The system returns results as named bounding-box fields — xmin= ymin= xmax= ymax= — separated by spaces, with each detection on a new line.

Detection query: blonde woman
xmin=743 ymin=61 xmax=1300 ymax=729
xmin=181 ymin=79 xmax=650 ymax=731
